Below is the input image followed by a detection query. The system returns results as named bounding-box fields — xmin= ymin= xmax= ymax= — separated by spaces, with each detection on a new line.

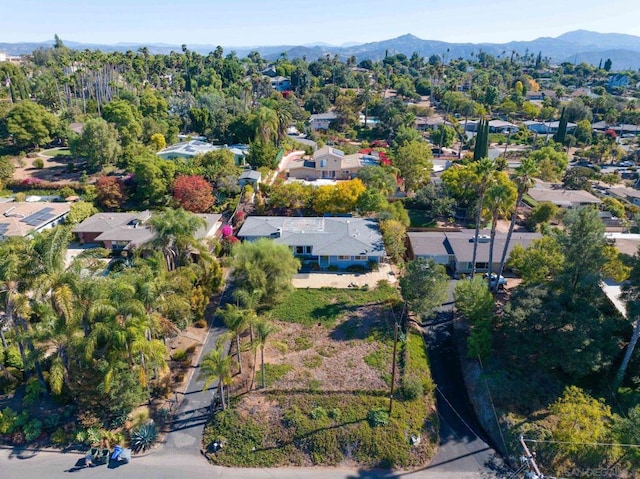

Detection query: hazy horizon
xmin=1 ymin=0 xmax=639 ymax=48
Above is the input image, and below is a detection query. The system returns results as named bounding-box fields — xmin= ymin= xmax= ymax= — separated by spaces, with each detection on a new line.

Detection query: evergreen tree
xmin=553 ymin=107 xmax=568 ymax=145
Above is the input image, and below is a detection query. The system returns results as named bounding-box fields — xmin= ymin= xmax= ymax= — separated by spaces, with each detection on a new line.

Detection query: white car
xmin=483 ymin=273 xmax=507 ymax=290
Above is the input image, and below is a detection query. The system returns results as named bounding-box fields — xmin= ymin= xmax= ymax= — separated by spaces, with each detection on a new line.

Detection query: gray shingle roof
xmin=409 ymin=229 xmax=541 ymax=263
xmin=237 ymin=216 xmax=385 ymax=257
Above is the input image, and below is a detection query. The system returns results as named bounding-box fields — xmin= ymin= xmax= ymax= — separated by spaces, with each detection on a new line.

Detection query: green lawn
xmin=407 ymin=209 xmax=437 ymax=228
xmin=269 ymin=283 xmax=400 ymax=326
xmin=40 ymin=148 xmax=71 ymax=158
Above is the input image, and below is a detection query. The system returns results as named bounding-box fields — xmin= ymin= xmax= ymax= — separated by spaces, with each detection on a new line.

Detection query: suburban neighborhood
xmin=2 ymin=9 xmax=640 ymax=479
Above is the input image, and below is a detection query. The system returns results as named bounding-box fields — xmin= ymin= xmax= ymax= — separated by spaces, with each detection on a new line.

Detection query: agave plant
xmin=129 ymin=422 xmax=158 ymax=453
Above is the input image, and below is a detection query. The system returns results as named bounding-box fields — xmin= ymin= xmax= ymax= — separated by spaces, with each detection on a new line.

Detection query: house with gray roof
xmin=407 ymin=229 xmax=541 ymax=276
xmin=310 ymin=112 xmax=338 ymax=131
xmin=157 ymin=140 xmax=249 ymax=165
xmin=73 ymin=211 xmax=222 ymax=252
xmin=237 ymin=216 xmax=386 ymax=270
xmin=527 ymin=187 xmax=601 ymax=209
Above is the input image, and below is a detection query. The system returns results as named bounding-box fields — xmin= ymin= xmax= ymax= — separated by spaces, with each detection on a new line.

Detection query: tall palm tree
xmin=471 ymin=158 xmax=497 ymax=276
xmin=484 ymin=180 xmax=516 ymax=282
xmin=255 ymin=319 xmax=274 ymax=389
xmin=199 ymin=347 xmax=233 ymax=410
xmin=218 ymin=304 xmax=248 ymax=374
xmin=496 ymin=157 xmax=539 ymax=282
xmin=617 ymin=253 xmax=640 ymax=388
xmin=148 ymin=209 xmax=206 ymax=271
xmin=273 ymin=102 xmax=293 ymax=145
xmin=252 ymin=106 xmax=278 ymax=145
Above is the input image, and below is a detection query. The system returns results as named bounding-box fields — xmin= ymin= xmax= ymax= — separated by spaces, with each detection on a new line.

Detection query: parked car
xmin=483 ymin=272 xmax=507 ymax=290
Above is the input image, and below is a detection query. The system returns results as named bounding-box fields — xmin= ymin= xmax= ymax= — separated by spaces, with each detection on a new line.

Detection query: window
xmin=354 ymin=255 xmax=367 ymax=261
xmin=305 ymin=246 xmax=312 ymax=254
xmin=475 ymin=262 xmax=489 ymax=270
xmin=296 ymin=246 xmax=304 ymax=254
xmin=338 ymin=255 xmax=351 ymax=260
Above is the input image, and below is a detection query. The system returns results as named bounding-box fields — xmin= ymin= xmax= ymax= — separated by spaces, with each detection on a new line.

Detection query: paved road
xmin=0 ymin=280 xmax=508 ymax=478
xmin=420 ymin=281 xmax=506 ymax=478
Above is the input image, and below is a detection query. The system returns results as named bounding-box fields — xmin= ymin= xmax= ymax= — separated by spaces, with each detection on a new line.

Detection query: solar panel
xmin=21 ymin=207 xmax=56 ymax=226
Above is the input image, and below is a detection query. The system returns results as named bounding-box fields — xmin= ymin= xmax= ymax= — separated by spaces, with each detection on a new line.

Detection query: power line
xmin=523 ymin=437 xmax=640 ymax=448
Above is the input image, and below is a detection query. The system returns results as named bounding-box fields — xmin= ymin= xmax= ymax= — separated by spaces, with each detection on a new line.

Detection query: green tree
xmin=7 ymin=100 xmax=58 ymax=149
xmin=218 ymin=304 xmax=249 ymax=375
xmin=470 ymin=158 xmax=497 ymax=276
xmin=616 ymin=252 xmax=640 ymax=387
xmin=198 ymin=347 xmax=233 ymax=410
xmin=255 ymin=319 xmax=274 ymax=389
xmin=231 ymin=239 xmax=300 ymax=310
xmin=497 ymin=157 xmax=539 ymax=280
xmin=574 ymin=119 xmax=593 ymax=144
xmin=102 ymin=99 xmax=143 ymax=147
xmin=550 ymin=386 xmax=612 ymax=463
xmin=508 ymin=235 xmax=564 ymax=284
xmin=552 ymin=107 xmax=568 ymax=144
xmin=379 ymin=219 xmax=406 ymax=264
xmin=399 ymin=258 xmax=448 ymax=324
xmin=431 ymin=124 xmax=455 ymax=148
xmin=70 ymin=117 xmax=121 ymax=170
xmin=528 ymin=146 xmax=569 ymax=182
xmin=392 ymin=140 xmax=433 ymax=193
xmin=147 ymin=208 xmax=207 ymax=271
xmin=483 ymin=176 xmax=516 ymax=281
xmin=454 ymin=276 xmax=494 ymax=323
xmin=66 ymin=201 xmax=98 ymax=225
xmin=557 ymin=207 xmax=607 ymax=299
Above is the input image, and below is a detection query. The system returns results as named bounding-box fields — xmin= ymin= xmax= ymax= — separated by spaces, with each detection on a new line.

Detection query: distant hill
xmin=2 ymin=30 xmax=640 ymax=70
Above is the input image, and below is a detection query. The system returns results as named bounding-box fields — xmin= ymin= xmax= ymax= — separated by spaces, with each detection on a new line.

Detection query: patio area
xmin=292 ymin=263 xmax=398 ymax=289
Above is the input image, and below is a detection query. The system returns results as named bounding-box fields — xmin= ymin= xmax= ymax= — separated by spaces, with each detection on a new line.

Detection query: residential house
xmin=523 ymin=120 xmax=577 ymax=135
xmin=608 ymin=187 xmax=640 ymax=207
xmin=238 ymin=170 xmax=262 ymax=189
xmin=0 ymin=202 xmax=71 ymax=240
xmin=285 ymin=146 xmax=377 ymax=181
xmin=73 ymin=211 xmax=222 ymax=252
xmin=157 ymin=140 xmax=248 ymax=165
xmin=407 ymin=229 xmax=541 ymax=276
xmin=608 ymin=74 xmax=630 ymax=89
xmin=466 ymin=119 xmax=518 ymax=134
xmin=267 ymin=76 xmax=291 ymax=92
xmin=527 ymin=187 xmax=601 ymax=209
xmin=310 ymin=112 xmax=338 ymax=130
xmin=237 ymin=216 xmax=386 ymax=270
xmin=415 ymin=116 xmax=445 ymax=132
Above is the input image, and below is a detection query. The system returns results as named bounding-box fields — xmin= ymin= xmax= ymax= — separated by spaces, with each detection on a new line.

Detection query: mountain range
xmin=2 ymin=30 xmax=640 ymax=70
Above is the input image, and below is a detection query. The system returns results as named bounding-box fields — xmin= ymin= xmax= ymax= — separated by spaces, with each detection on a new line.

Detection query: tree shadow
xmin=310 ymin=301 xmax=353 ymax=322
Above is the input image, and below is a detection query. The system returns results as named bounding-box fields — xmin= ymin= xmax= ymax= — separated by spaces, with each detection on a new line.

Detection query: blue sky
xmin=2 ymin=0 xmax=639 ymax=46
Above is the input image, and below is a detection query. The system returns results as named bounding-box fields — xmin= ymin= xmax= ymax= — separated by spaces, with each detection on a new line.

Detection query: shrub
xmin=4 ymin=347 xmax=23 ymax=369
xmin=310 ymin=407 xmax=328 ymax=420
xmin=0 ymin=407 xmax=18 ymax=434
xmin=23 ymin=419 xmax=43 ymax=442
xmin=130 ymin=422 xmax=158 ymax=453
xmin=171 ymin=349 xmax=187 ymax=362
xmin=87 ymin=426 xmax=103 ymax=445
xmin=51 ymin=427 xmax=68 ymax=445
xmin=400 ymin=375 xmax=424 ymax=401
xmin=367 ymin=407 xmax=390 ymax=427
xmin=74 ymin=429 xmax=88 ymax=444
xmin=33 ymin=158 xmax=44 ymax=169
xmin=194 ymin=319 xmax=207 ymax=328
xmin=43 ymin=413 xmax=61 ymax=431
xmin=328 ymin=408 xmax=341 ymax=420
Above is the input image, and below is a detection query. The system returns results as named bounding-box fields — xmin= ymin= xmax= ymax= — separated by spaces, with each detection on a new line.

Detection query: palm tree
xmin=616 ymin=254 xmax=640 ymax=388
xmin=496 ymin=157 xmax=539 ymax=282
xmin=199 ymin=347 xmax=233 ymax=410
xmin=218 ymin=304 xmax=248 ymax=374
xmin=252 ymin=106 xmax=278 ymax=145
xmin=148 ymin=209 xmax=206 ymax=271
xmin=471 ymin=158 xmax=497 ymax=276
xmin=484 ymin=180 xmax=516 ymax=282
xmin=273 ymin=103 xmax=293 ymax=144
xmin=255 ymin=319 xmax=274 ymax=389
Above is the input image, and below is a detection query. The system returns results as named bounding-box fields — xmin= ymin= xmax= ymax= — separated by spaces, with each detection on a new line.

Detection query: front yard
xmin=202 ymin=284 xmax=438 ymax=469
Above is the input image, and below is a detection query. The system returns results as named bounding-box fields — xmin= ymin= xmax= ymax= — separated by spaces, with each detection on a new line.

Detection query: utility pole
xmin=388 ymin=322 xmax=399 ymax=415
xmin=519 ymin=435 xmax=543 ymax=478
